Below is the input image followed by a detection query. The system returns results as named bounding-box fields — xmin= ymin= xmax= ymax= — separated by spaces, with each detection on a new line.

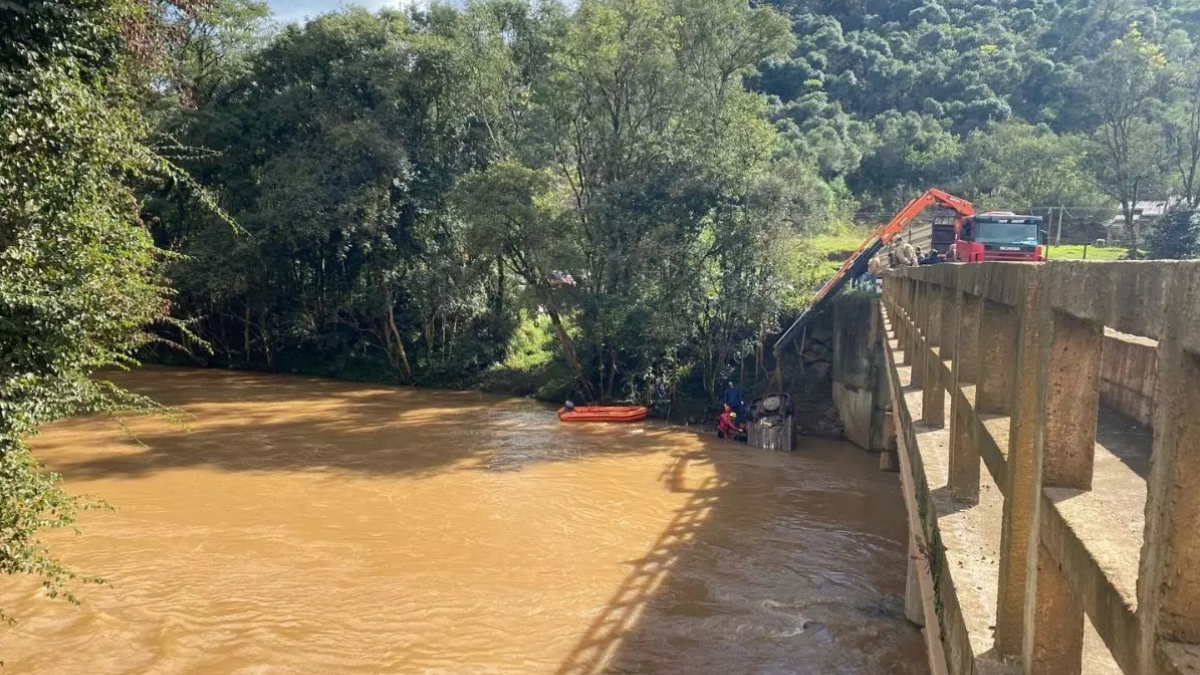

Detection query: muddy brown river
xmin=1 ymin=368 xmax=926 ymax=674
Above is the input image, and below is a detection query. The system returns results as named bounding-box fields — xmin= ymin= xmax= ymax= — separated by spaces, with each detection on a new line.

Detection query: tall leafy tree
xmin=0 ymin=0 xmax=206 ymax=619
xmin=1077 ymin=25 xmax=1169 ymax=255
xmin=1163 ymin=49 xmax=1200 ymax=208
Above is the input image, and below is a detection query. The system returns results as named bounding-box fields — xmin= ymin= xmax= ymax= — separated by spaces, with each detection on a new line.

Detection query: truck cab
xmin=951 ymin=213 xmax=1046 ymax=262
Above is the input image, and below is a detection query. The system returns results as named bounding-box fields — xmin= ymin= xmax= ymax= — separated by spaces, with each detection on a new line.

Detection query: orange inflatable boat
xmin=557 ymin=405 xmax=648 ymax=424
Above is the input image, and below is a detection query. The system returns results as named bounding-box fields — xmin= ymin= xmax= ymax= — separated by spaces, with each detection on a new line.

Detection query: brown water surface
xmin=1 ymin=368 xmax=926 ymax=674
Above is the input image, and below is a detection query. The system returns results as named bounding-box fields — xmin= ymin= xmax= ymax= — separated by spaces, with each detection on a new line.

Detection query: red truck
xmin=893 ymin=192 xmax=1046 ymax=262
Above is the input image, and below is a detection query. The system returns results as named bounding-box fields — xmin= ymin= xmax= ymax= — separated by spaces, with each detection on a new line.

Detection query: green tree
xmin=1163 ymin=49 xmax=1200 ymax=208
xmin=957 ymin=122 xmax=1104 ymax=210
xmin=1146 ymin=208 xmax=1200 ymax=259
xmin=169 ymin=0 xmax=271 ymax=107
xmin=0 ymin=0 xmax=203 ymax=620
xmin=1077 ymin=25 xmax=1169 ymax=255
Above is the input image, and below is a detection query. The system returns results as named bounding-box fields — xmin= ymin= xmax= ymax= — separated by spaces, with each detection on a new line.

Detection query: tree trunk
xmin=243 ymin=305 xmax=251 ymax=366
xmin=260 ymin=310 xmax=274 ymax=370
xmin=547 ymin=308 xmax=593 ymax=399
xmin=387 ymin=304 xmax=413 ymax=381
xmin=495 ymin=256 xmax=505 ymax=315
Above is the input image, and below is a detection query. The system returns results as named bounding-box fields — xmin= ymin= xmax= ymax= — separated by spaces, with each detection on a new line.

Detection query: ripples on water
xmin=0 ymin=368 xmax=927 ymax=674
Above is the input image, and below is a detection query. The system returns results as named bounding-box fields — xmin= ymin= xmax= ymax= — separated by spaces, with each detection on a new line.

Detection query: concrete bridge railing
xmin=879 ymin=261 xmax=1200 ymax=675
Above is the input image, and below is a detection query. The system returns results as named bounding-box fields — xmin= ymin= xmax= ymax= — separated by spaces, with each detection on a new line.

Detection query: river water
xmin=0 ymin=368 xmax=926 ymax=674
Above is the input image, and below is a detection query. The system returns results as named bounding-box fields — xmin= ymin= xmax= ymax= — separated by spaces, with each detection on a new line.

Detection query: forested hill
xmin=756 ymin=0 xmax=1200 ymax=212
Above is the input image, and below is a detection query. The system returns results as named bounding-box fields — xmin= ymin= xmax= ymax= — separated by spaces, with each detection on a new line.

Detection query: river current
xmin=0 ymin=367 xmax=926 ymax=674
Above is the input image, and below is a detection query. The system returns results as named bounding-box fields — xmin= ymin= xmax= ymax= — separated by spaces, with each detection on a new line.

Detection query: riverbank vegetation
xmin=6 ymin=0 xmax=1200 ymax=616
xmin=147 ymin=0 xmax=832 ymax=405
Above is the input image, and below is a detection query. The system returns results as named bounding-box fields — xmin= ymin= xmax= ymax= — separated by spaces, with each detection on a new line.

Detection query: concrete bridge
xmin=878 ymin=261 xmax=1200 ymax=675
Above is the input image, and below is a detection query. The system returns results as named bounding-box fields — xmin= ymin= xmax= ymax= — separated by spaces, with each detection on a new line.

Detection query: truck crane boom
xmin=878 ymin=188 xmax=975 ymax=245
xmin=774 ymin=189 xmax=975 ymax=356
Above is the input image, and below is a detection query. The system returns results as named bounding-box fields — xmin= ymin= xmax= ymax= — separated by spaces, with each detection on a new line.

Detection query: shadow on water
xmin=43 ymin=367 xmax=928 ymax=675
xmin=547 ymin=451 xmax=931 ymax=675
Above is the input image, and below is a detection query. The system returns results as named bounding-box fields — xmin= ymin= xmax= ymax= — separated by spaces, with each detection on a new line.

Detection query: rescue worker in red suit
xmin=717 ymin=404 xmax=744 ymax=440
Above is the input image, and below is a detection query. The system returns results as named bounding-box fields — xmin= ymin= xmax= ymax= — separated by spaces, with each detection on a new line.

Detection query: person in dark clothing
xmin=722 ymin=381 xmax=744 ymax=419
xmin=919 ymin=251 xmax=942 ymax=265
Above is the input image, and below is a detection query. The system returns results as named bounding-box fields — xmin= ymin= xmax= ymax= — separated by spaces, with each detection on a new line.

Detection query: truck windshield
xmin=975 ymin=222 xmax=1039 ymax=246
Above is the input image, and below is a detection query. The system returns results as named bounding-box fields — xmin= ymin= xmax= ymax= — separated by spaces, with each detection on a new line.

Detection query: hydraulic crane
xmin=774 ymin=189 xmax=975 ymax=356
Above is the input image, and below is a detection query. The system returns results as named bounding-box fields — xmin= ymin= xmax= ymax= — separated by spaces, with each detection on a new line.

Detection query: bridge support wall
xmin=830 ymin=294 xmax=890 ymax=451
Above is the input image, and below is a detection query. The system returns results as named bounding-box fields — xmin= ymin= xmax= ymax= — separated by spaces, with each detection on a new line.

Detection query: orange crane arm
xmin=877 ymin=188 xmax=975 ymax=245
xmin=807 ymin=189 xmax=974 ymax=304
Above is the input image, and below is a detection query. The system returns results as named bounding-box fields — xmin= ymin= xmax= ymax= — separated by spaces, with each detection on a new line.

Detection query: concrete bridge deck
xmin=879 ymin=261 xmax=1200 ymax=675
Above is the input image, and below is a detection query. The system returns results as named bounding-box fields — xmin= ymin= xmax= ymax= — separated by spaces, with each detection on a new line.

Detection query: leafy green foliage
xmin=154 ymin=0 xmax=814 ymax=404
xmin=1147 ymin=208 xmax=1200 ymax=259
xmin=1 ymin=0 xmax=197 ymax=621
xmin=757 ymin=0 xmax=1200 ymax=212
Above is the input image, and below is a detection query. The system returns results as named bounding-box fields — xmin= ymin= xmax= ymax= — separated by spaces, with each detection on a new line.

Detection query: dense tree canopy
xmin=757 ymin=0 xmax=1200 ymax=232
xmin=0 ymin=0 xmax=205 ymax=620
xmin=150 ymin=0 xmax=820 ymax=404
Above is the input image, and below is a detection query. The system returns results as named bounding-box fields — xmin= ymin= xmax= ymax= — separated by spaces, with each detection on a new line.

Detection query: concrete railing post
xmin=994 ymin=269 xmax=1041 ymax=657
xmin=911 ymin=281 xmax=927 ymax=388
xmin=948 ymin=285 xmax=979 ymax=503
xmin=921 ymin=281 xmax=946 ymax=428
xmin=903 ymin=277 xmax=918 ymax=368
xmin=1136 ymin=265 xmax=1200 ymax=674
xmin=1027 ymin=542 xmax=1085 ymax=675
xmin=927 ymin=281 xmax=943 ymax=350
xmin=1024 ymin=271 xmax=1104 ymax=675
xmin=1040 ymin=310 xmax=1103 ymax=490
xmin=976 ymin=300 xmax=1018 ymax=415
xmin=939 ymin=284 xmax=959 ymax=362
xmin=892 ymin=277 xmax=909 ymax=353
xmin=956 ymin=293 xmax=982 ymax=386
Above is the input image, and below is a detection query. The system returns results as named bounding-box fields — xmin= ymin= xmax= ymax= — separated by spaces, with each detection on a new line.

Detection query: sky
xmin=267 ymin=0 xmax=426 ymax=25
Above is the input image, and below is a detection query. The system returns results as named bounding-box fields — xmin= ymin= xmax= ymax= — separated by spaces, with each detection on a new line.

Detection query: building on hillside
xmin=1103 ymin=198 xmax=1187 ymax=230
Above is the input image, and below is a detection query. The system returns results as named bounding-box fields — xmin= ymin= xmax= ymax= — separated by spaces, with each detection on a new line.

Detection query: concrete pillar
xmin=1136 ymin=265 xmax=1200 ymax=674
xmin=1023 ymin=280 xmax=1100 ymax=674
xmin=902 ymin=283 xmax=918 ymax=367
xmin=921 ymin=282 xmax=947 ymax=427
xmin=994 ymin=272 xmax=1042 ymax=657
xmin=976 ymin=300 xmax=1018 ymax=414
xmin=948 ymin=286 xmax=982 ymax=503
xmin=902 ymin=289 xmax=912 ymax=367
xmin=956 ymin=294 xmax=982 ymax=385
xmin=893 ymin=296 xmax=908 ymax=354
xmin=939 ymin=285 xmax=959 ymax=362
xmin=948 ymin=406 xmax=979 ymax=503
xmin=905 ymin=538 xmax=926 ymax=626
xmin=921 ymin=340 xmax=944 ymax=427
xmin=1026 ymin=543 xmax=1085 ymax=675
xmin=911 ymin=283 xmax=926 ymax=388
xmin=926 ymin=282 xmax=943 ymax=349
xmin=1041 ymin=310 xmax=1103 ymax=490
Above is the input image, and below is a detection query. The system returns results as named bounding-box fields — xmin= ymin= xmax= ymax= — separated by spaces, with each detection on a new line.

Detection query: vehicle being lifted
xmin=747 ymin=393 xmax=794 ymax=452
